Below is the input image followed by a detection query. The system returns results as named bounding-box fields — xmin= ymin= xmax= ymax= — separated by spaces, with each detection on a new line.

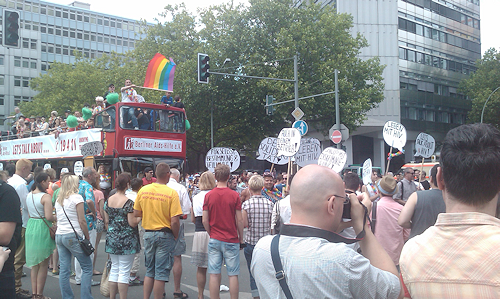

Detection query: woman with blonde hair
xmin=25 ymin=172 xmax=56 ymax=299
xmin=55 ymin=175 xmax=93 ymax=299
xmin=190 ymin=171 xmax=216 ymax=299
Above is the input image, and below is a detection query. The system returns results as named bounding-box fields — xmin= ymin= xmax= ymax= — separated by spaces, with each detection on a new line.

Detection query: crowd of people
xmin=0 ymin=123 xmax=499 ymax=299
xmin=5 ymin=80 xmax=187 ymax=139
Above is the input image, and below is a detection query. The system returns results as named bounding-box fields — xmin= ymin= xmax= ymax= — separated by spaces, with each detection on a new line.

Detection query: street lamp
xmin=480 ymin=86 xmax=500 ymax=123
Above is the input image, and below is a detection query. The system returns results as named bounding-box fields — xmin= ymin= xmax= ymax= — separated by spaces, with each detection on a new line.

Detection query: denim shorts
xmin=143 ymin=231 xmax=176 ymax=281
xmin=172 ymin=223 xmax=186 ymax=256
xmin=207 ymin=238 xmax=240 ymax=276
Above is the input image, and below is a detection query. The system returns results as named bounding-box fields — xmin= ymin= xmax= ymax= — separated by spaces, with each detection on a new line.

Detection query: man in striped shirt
xmin=400 ymin=123 xmax=500 ymax=298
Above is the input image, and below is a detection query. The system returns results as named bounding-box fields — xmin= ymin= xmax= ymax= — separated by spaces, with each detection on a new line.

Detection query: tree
xmin=21 ymin=53 xmax=130 ymax=117
xmin=131 ymin=0 xmax=385 ymax=169
xmin=461 ymin=48 xmax=500 ymax=127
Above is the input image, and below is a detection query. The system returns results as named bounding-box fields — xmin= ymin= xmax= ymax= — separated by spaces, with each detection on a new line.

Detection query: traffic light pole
xmin=335 ymin=69 xmax=340 ymax=149
xmin=294 ymin=55 xmax=299 ymax=109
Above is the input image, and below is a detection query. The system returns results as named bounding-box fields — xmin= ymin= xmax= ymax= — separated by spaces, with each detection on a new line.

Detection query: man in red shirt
xmin=142 ymin=167 xmax=157 ymax=186
xmin=203 ymin=164 xmax=244 ymax=299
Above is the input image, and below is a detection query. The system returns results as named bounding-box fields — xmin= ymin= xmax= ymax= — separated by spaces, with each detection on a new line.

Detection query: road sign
xmin=291 ymin=107 xmax=304 ymax=120
xmin=329 ymin=124 xmax=349 ymax=142
xmin=292 ymin=120 xmax=308 ymax=136
xmin=330 ymin=130 xmax=342 ymax=144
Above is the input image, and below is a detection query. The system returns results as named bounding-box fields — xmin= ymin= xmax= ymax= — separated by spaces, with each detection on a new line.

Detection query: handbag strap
xmin=32 ymin=193 xmax=53 ymax=231
xmin=62 ymin=203 xmax=82 ymax=240
xmin=271 ymin=234 xmax=293 ymax=299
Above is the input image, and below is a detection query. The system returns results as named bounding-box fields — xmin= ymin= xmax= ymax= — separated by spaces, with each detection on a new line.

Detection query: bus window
xmin=120 ymin=105 xmax=152 ymax=130
xmin=95 ymin=106 xmax=115 ymax=130
xmin=153 ymin=109 xmax=185 ymax=133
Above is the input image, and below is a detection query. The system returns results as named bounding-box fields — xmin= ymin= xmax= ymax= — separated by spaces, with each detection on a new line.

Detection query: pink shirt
xmin=374 ymin=196 xmax=410 ymax=266
xmin=93 ymin=190 xmax=105 ymax=220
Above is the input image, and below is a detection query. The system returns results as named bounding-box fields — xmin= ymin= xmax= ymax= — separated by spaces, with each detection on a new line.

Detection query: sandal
xmin=93 ymin=270 xmax=102 ymax=275
xmin=173 ymin=291 xmax=189 ymax=298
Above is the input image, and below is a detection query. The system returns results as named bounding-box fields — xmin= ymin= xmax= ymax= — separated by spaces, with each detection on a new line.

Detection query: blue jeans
xmin=143 ymin=231 xmax=176 ymax=281
xmin=56 ymin=233 xmax=93 ymax=299
xmin=207 ymin=238 xmax=240 ymax=276
xmin=244 ymin=243 xmax=258 ymax=297
xmin=121 ymin=108 xmax=138 ymax=128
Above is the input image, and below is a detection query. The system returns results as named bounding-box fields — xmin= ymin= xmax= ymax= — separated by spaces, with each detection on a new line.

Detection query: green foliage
xmin=131 ymin=0 xmax=385 ymax=168
xmin=461 ymin=48 xmax=500 ymax=127
xmin=21 ymin=53 xmax=130 ymax=117
xmin=24 ymin=0 xmax=386 ymax=171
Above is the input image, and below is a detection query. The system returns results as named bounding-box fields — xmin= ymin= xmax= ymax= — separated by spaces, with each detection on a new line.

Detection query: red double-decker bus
xmin=0 ymin=102 xmax=187 ymax=184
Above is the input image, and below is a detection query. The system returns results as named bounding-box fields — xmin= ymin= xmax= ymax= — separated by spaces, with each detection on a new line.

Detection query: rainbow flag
xmin=143 ymin=53 xmax=176 ymax=92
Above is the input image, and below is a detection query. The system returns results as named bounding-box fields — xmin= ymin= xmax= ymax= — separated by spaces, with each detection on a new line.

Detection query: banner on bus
xmin=0 ymin=129 xmax=103 ymax=160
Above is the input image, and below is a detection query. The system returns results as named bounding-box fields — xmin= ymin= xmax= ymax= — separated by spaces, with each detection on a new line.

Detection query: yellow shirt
xmin=133 ymin=183 xmax=182 ymax=231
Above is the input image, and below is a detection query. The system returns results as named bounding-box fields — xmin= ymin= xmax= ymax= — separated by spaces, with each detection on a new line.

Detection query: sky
xmin=49 ymin=0 xmax=499 ymax=55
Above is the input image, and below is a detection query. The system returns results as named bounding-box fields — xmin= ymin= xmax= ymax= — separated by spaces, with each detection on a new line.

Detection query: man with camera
xmin=251 ymin=164 xmax=403 ymax=298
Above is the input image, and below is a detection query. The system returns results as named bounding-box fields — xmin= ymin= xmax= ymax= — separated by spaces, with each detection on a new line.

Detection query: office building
xmin=0 ymin=0 xmax=145 ymax=126
xmin=298 ymin=0 xmax=480 ymax=169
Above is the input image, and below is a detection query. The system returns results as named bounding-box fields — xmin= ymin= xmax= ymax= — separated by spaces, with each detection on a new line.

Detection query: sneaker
xmin=22 ymin=272 xmax=27 ymax=277
xmin=91 ymin=280 xmax=100 ymax=286
xmin=15 ymin=290 xmax=31 ymax=299
xmin=129 ymin=276 xmax=143 ymax=286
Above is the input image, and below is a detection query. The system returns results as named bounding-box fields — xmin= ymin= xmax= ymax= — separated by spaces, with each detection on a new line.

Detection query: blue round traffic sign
xmin=292 ymin=120 xmax=308 ymax=136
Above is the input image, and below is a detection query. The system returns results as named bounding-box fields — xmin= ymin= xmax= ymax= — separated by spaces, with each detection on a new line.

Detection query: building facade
xmin=0 ymin=0 xmax=145 ymax=126
xmin=300 ymin=0 xmax=480 ymax=170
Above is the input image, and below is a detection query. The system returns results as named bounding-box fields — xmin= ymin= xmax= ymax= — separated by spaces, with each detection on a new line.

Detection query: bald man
xmin=250 ymin=165 xmax=403 ymax=299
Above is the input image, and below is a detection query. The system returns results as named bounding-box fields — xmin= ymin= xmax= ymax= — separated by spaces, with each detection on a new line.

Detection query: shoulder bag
xmin=62 ymin=204 xmax=95 ymax=256
xmin=31 ymin=193 xmax=57 ymax=240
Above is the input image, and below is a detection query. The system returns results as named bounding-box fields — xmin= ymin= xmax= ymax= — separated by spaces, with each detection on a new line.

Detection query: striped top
xmin=400 ymin=212 xmax=500 ymax=299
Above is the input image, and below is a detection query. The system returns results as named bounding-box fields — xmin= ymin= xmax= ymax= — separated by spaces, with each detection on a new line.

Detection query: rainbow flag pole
xmin=139 ymin=53 xmax=176 ymax=92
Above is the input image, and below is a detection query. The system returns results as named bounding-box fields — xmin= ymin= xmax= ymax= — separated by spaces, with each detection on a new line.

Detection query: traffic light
xmin=266 ymin=95 xmax=275 ymax=115
xmin=198 ymin=53 xmax=210 ymax=83
xmin=3 ymin=10 xmax=20 ymax=48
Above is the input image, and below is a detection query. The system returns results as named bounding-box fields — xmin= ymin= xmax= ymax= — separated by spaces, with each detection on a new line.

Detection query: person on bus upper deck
xmin=172 ymin=96 xmax=186 ymax=132
xmin=103 ymin=83 xmax=115 ymax=107
xmin=161 ymin=91 xmax=174 ymax=106
xmin=120 ymin=79 xmax=142 ymax=130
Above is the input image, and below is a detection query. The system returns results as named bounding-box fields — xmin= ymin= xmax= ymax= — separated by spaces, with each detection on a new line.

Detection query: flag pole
xmin=135 ymin=86 xmax=172 ymax=92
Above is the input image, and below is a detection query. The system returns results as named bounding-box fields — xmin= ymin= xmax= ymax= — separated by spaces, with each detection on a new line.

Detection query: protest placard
xmin=362 ymin=158 xmax=373 ymax=185
xmin=276 ymin=128 xmax=301 ymax=157
xmin=295 ymin=137 xmax=321 ymax=167
xmin=74 ymin=161 xmax=84 ymax=176
xmin=317 ymin=147 xmax=347 ymax=173
xmin=81 ymin=141 xmax=104 ymax=158
xmin=383 ymin=121 xmax=407 ymax=151
xmin=256 ymin=137 xmax=288 ymax=165
xmin=205 ymin=147 xmax=240 ymax=172
xmin=415 ymin=133 xmax=435 ymax=158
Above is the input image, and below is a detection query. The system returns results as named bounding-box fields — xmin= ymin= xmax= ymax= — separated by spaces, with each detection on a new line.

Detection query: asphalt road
xmin=22 ymin=219 xmax=253 ymax=299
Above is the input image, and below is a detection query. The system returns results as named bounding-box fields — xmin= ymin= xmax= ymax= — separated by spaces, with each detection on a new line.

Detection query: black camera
xmin=342 ymin=190 xmax=355 ymax=219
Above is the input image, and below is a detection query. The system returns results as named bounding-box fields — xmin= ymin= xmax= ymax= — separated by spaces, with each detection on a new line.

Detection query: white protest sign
xmin=205 ymin=147 xmax=240 ymax=172
xmin=317 ymin=147 xmax=347 ymax=173
xmin=81 ymin=141 xmax=104 ymax=158
xmin=415 ymin=133 xmax=435 ymax=158
xmin=362 ymin=158 xmax=373 ymax=185
xmin=74 ymin=161 xmax=84 ymax=176
xmin=43 ymin=163 xmax=52 ymax=170
xmin=295 ymin=137 xmax=321 ymax=167
xmin=276 ymin=128 xmax=301 ymax=157
xmin=256 ymin=137 xmax=288 ymax=165
xmin=383 ymin=121 xmax=407 ymax=151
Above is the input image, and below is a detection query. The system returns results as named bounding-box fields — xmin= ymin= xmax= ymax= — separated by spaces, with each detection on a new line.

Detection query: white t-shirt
xmin=167 ymin=178 xmax=192 ymax=215
xmin=121 ymin=88 xmax=138 ymax=102
xmin=55 ymin=193 xmax=85 ymax=237
xmin=192 ymin=190 xmax=210 ymax=217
